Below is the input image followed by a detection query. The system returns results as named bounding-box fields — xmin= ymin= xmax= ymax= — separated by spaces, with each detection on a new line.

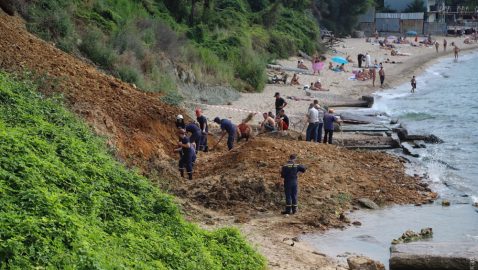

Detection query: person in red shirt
xmin=236 ymin=120 xmax=252 ymax=142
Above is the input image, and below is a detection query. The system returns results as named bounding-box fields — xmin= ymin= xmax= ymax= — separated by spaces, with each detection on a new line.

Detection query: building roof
xmin=376 ymin=13 xmax=424 ymax=20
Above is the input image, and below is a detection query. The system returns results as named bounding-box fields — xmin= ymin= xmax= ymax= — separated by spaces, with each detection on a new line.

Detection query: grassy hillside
xmin=0 ymin=71 xmax=265 ymax=269
xmin=11 ymin=0 xmax=320 ymax=94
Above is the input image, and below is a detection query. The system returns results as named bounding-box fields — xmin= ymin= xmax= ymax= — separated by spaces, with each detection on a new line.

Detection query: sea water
xmin=305 ymin=52 xmax=478 ymax=267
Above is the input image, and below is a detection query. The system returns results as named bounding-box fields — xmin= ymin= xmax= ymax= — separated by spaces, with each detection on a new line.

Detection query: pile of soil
xmin=181 ymin=136 xmax=436 ymax=229
xmin=0 ymin=13 xmax=436 ymax=231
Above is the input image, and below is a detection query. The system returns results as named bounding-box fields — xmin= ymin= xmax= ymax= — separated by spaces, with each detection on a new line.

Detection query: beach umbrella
xmin=331 ymin=56 xmax=348 ymax=64
xmin=406 ymin=30 xmax=417 ymax=36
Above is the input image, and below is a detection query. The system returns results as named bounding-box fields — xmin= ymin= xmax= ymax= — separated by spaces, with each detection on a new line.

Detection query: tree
xmin=313 ymin=0 xmax=374 ymax=35
xmin=404 ymin=0 xmax=427 ymax=12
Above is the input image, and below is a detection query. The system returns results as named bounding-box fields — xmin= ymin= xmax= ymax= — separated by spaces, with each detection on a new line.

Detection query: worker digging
xmin=174 ymin=129 xmax=196 ymax=180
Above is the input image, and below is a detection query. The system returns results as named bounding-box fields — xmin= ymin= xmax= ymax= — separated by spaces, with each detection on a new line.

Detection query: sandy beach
xmin=202 ymin=36 xmax=478 ymax=129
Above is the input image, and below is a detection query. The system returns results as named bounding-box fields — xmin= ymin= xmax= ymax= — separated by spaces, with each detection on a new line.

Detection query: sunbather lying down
xmin=391 ymin=50 xmax=411 ymax=56
xmin=297 ymin=60 xmax=308 ymax=70
xmin=309 ymin=80 xmax=329 ymax=91
xmin=384 ymin=58 xmax=403 ymax=64
xmin=354 ymin=69 xmax=371 ymax=81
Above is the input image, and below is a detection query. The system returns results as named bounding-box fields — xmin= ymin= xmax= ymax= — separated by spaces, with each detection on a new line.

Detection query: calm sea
xmin=305 ymin=51 xmax=478 ymax=268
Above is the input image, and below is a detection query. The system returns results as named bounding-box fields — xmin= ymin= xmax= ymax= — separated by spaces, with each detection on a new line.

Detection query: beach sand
xmin=202 ymin=36 xmax=478 ymax=129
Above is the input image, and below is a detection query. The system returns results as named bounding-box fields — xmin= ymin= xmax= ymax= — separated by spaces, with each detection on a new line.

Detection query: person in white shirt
xmin=305 ymin=103 xmax=319 ymax=142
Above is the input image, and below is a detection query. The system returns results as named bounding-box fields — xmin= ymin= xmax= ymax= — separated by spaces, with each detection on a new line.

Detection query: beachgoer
xmin=454 ymin=45 xmax=460 ymax=60
xmin=277 ymin=109 xmax=289 ymax=132
xmin=365 ymin=52 xmax=371 ymax=68
xmin=290 ymin=73 xmax=300 ymax=85
xmin=260 ymin=112 xmax=276 ymax=133
xmin=236 ymin=120 xmax=252 ymax=142
xmin=274 ymin=92 xmax=287 ymax=116
xmin=411 ymin=76 xmax=417 ymax=93
xmin=297 ymin=60 xmax=308 ymax=70
xmin=306 ymin=103 xmax=319 ymax=142
xmin=328 ymin=62 xmax=334 ymax=70
xmin=346 ymin=55 xmax=354 ymax=63
xmin=313 ymin=100 xmax=325 ymax=142
xmin=174 ymin=129 xmax=194 ymax=180
xmin=323 ymin=109 xmax=341 ymax=144
xmin=280 ymin=154 xmax=306 ymax=215
xmin=379 ymin=66 xmax=385 ymax=88
xmin=370 ymin=67 xmax=376 ymax=87
xmin=357 ymin=53 xmax=365 ymax=68
xmin=339 ymin=63 xmax=347 ymax=72
xmin=213 ymin=117 xmax=236 ymax=150
xmin=435 ymin=41 xmax=439 ymax=53
xmin=443 ymin=39 xmax=447 ymax=51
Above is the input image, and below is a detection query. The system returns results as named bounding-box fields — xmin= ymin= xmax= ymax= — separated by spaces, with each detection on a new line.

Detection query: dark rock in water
xmin=390 ymin=133 xmax=401 ymax=148
xmin=390 ymin=118 xmax=399 ymax=125
xmin=401 ymin=142 xmax=419 ymax=157
xmin=361 ymin=95 xmax=375 ymax=108
xmin=393 ymin=128 xmax=409 ymax=140
xmin=412 ymin=140 xmax=426 ymax=148
xmin=358 ymin=198 xmax=379 ymax=209
xmin=406 ymin=134 xmax=443 ymax=144
xmin=442 ymin=200 xmax=451 ymax=206
xmin=348 ymin=256 xmax=385 ymax=270
xmin=352 ymin=221 xmax=362 ymax=226
xmin=390 ymin=242 xmax=478 ymax=270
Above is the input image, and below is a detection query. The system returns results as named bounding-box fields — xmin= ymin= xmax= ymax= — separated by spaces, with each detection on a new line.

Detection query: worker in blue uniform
xmin=213 ymin=117 xmax=236 ymax=150
xmin=174 ymin=129 xmax=194 ymax=180
xmin=195 ymin=108 xmax=209 ymax=152
xmin=185 ymin=122 xmax=202 ymax=153
xmin=280 ymin=154 xmax=306 ymax=214
xmin=175 ymin=114 xmax=186 ymax=129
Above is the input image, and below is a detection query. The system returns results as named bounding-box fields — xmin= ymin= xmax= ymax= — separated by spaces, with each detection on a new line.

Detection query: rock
xmin=473 ymin=202 xmax=478 ymax=207
xmin=393 ymin=128 xmax=408 ymax=141
xmin=352 ymin=221 xmax=362 ymax=226
xmin=347 ymin=256 xmax=385 ymax=270
xmin=392 ymin=228 xmax=433 ymax=244
xmin=413 ymin=140 xmax=426 ymax=148
xmin=358 ymin=198 xmax=379 ymax=209
xmin=390 ymin=242 xmax=478 ymax=270
xmin=390 ymin=133 xmax=401 ymax=148
xmin=390 ymin=118 xmax=399 ymax=125
xmin=442 ymin=200 xmax=451 ymax=206
xmin=401 ymin=142 xmax=419 ymax=157
xmin=361 ymin=95 xmax=375 ymax=108
xmin=291 ymin=237 xmax=300 ymax=242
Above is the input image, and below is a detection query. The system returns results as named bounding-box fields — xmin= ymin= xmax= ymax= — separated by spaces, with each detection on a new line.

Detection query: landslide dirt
xmin=0 ymin=12 xmax=435 ymax=234
xmin=0 ymin=14 xmax=182 ymax=177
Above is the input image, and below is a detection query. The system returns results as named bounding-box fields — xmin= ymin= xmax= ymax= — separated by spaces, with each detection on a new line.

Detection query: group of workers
xmin=173 ymin=92 xmax=344 ymax=215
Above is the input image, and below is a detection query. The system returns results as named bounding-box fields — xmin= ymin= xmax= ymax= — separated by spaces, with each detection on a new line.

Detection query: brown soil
xmin=0 ymin=13 xmax=437 ymax=268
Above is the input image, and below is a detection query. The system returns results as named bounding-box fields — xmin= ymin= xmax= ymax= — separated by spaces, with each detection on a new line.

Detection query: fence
xmin=424 ymin=22 xmax=447 ymax=35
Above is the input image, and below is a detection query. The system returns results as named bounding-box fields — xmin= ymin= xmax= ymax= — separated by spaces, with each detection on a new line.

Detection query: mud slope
xmin=0 ymin=13 xmax=181 ymax=174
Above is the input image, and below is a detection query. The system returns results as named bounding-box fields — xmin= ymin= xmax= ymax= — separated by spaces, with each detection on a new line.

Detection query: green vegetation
xmin=0 ymin=72 xmax=266 ymax=269
xmin=313 ymin=0 xmax=373 ymax=36
xmin=11 ymin=0 xmax=321 ymax=92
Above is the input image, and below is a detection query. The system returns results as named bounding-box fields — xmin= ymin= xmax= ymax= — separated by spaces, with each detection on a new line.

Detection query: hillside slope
xmin=0 ymin=14 xmax=180 ymax=177
xmin=0 ymin=71 xmax=265 ymax=268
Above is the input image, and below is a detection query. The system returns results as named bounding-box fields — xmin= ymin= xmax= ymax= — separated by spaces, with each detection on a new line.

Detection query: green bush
xmin=0 ymin=72 xmax=266 ymax=269
xmin=78 ymin=27 xmax=117 ymax=70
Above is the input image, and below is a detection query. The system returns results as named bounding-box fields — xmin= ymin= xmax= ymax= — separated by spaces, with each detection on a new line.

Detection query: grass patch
xmin=0 ymin=72 xmax=266 ymax=269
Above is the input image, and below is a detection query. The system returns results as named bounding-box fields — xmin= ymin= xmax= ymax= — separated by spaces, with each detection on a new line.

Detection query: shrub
xmin=78 ymin=27 xmax=116 ymax=70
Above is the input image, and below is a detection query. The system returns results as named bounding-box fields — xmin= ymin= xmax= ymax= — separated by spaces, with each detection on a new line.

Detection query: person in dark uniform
xmin=195 ymin=108 xmax=209 ymax=152
xmin=280 ymin=154 xmax=306 ymax=215
xmin=357 ymin=53 xmax=365 ymax=68
xmin=174 ymin=129 xmax=194 ymax=180
xmin=274 ymin=92 xmax=287 ymax=116
xmin=185 ymin=122 xmax=202 ymax=153
xmin=213 ymin=117 xmax=236 ymax=150
xmin=176 ymin=114 xmax=186 ymax=129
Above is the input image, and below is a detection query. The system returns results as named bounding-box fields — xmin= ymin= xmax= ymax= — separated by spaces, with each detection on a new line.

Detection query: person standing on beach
xmin=274 ymin=92 xmax=287 ymax=116
xmin=370 ymin=67 xmax=376 ymax=87
xmin=280 ymin=154 xmax=306 ymax=215
xmin=435 ymin=41 xmax=439 ymax=53
xmin=379 ymin=65 xmax=385 ymax=88
xmin=323 ymin=109 xmax=341 ymax=144
xmin=357 ymin=53 xmax=365 ymax=68
xmin=306 ymin=103 xmax=319 ymax=142
xmin=313 ymin=100 xmax=325 ymax=143
xmin=411 ymin=76 xmax=417 ymax=93
xmin=454 ymin=45 xmax=460 ymax=60
xmin=443 ymin=39 xmax=447 ymax=51
xmin=365 ymin=53 xmax=371 ymax=68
